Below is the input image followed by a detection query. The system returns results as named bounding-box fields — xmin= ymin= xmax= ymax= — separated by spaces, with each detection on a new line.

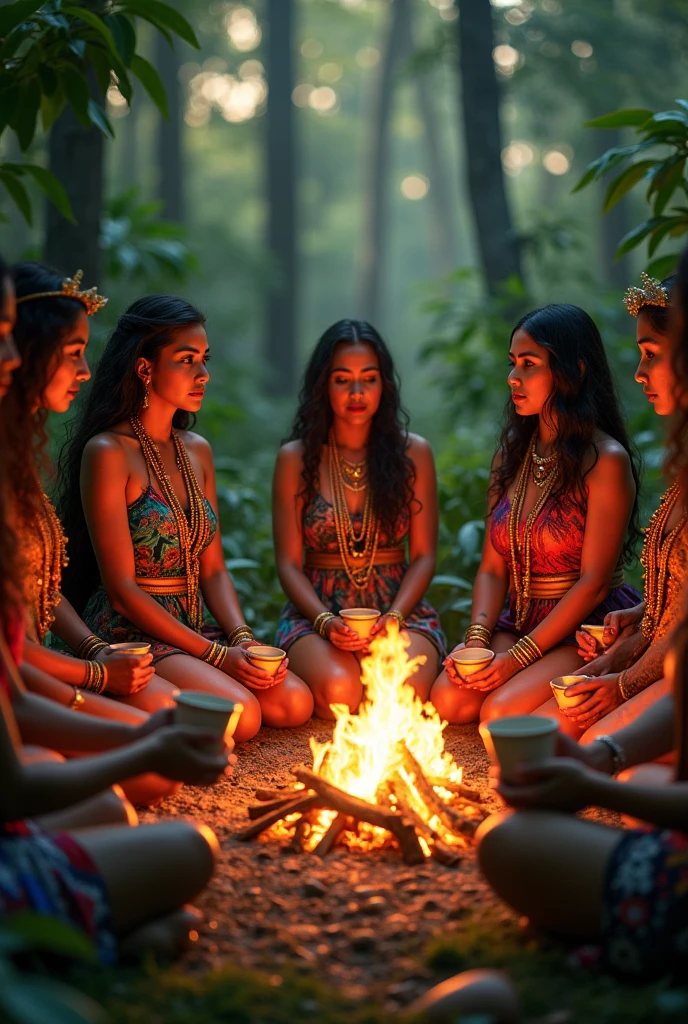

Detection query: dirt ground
xmin=140 ymin=720 xmax=519 ymax=1010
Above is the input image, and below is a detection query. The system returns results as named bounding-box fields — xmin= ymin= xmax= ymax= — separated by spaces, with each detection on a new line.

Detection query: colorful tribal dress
xmin=490 ymin=489 xmax=641 ymax=642
xmin=82 ymin=485 xmax=218 ymax=664
xmin=275 ymin=494 xmax=446 ymax=656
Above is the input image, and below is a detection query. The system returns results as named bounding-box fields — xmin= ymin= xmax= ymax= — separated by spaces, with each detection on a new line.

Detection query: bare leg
xmin=253 ymin=669 xmax=314 ymax=728
xmin=23 ymin=671 xmax=148 ymax=725
xmin=480 ymin=644 xmax=584 ymax=722
xmin=580 ymin=676 xmax=672 ymax=745
xmin=287 ymin=634 xmax=362 ymax=720
xmin=403 ymin=631 xmax=439 ymax=703
xmin=532 ymin=696 xmax=581 ymax=738
xmin=112 ymin=674 xmax=179 ymax=714
xmin=477 ymin=809 xmax=621 ymax=938
xmin=22 ymin=747 xmax=138 ymax=829
xmin=154 ymin=654 xmax=261 ymax=742
xmin=72 ymin=821 xmax=218 ymax=950
xmin=429 ymin=632 xmax=516 ymax=724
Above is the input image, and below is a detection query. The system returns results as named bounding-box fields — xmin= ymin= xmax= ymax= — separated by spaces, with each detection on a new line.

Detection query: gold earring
xmin=142 ymin=382 xmax=149 ymax=409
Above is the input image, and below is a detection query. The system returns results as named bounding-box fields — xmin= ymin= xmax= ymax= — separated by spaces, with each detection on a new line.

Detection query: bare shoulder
xmin=83 ymin=431 xmax=129 ymax=469
xmin=276 ymin=439 xmax=305 ymax=471
xmin=587 ymin=434 xmax=634 ymax=486
xmin=179 ymin=429 xmax=213 ymax=458
xmin=406 ymin=433 xmax=434 ymax=467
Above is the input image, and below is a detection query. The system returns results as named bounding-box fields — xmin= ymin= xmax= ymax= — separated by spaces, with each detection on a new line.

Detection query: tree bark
xmin=357 ymin=0 xmax=408 ymax=323
xmin=44 ymin=102 xmax=104 ymax=280
xmin=156 ymin=33 xmax=184 ymax=221
xmin=264 ymin=0 xmax=297 ymax=395
xmin=456 ymin=0 xmax=522 ymax=295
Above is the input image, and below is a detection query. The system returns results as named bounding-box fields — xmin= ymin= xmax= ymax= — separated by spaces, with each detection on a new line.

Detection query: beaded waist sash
xmin=135 ymin=576 xmax=188 ymax=596
xmin=304 ymin=547 xmax=405 ymax=570
xmin=522 ymin=567 xmax=625 ymax=600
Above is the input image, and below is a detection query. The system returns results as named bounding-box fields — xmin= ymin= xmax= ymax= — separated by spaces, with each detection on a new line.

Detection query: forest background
xmin=3 ymin=0 xmax=688 ymax=649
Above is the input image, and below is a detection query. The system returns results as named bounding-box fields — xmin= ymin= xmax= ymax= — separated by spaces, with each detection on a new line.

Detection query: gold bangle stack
xmin=465 ymin=624 xmax=492 ymax=646
xmin=313 ymin=611 xmax=336 ymax=637
xmin=387 ymin=609 xmax=405 ymax=628
xmin=82 ymin=660 xmax=106 ymax=694
xmin=227 ymin=625 xmax=254 ymax=647
xmin=509 ymin=635 xmax=542 ymax=670
xmin=201 ymin=641 xmax=229 ymax=669
xmin=76 ymin=634 xmax=109 ymax=660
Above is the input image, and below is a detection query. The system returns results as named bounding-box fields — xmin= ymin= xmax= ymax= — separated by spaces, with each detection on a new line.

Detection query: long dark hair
xmin=287 ymin=319 xmax=415 ymax=536
xmin=668 ymin=250 xmax=688 ymax=497
xmin=58 ymin=294 xmax=207 ymax=613
xmin=493 ymin=303 xmax=641 ymax=565
xmin=0 ymin=253 xmax=23 ymax=629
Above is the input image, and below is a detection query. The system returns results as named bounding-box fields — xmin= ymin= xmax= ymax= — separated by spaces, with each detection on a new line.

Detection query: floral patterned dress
xmin=275 ymin=494 xmax=446 ymax=657
xmin=490 ymin=489 xmax=641 ymax=643
xmin=82 ymin=485 xmax=218 ymax=664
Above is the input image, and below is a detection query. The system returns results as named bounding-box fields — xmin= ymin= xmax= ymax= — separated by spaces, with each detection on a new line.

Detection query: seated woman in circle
xmin=430 ymin=304 xmax=641 ymax=724
xmin=59 ymin=295 xmax=313 ymax=742
xmin=1 ymin=262 xmax=164 ymax=727
xmin=536 ymin=276 xmax=688 ymax=742
xmin=273 ymin=319 xmax=445 ymax=719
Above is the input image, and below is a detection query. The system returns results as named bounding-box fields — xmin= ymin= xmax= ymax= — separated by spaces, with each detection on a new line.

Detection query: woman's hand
xmin=369 ymin=613 xmax=402 ymax=639
xmin=135 ymin=707 xmax=174 ymax=738
xmin=461 ymin=651 xmax=518 ymax=693
xmin=575 ymin=629 xmax=601 ymax=662
xmin=442 ymin=641 xmax=488 ymax=685
xmin=560 ymin=673 xmax=622 ymax=729
xmin=602 ymin=605 xmax=644 ymax=646
xmin=147 ymin=725 xmax=234 ymax=785
xmin=96 ymin=647 xmax=155 ymax=696
xmin=222 ymin=645 xmax=288 ymax=690
xmin=324 ymin=617 xmax=369 ymax=652
xmin=496 ymin=757 xmax=597 ymax=813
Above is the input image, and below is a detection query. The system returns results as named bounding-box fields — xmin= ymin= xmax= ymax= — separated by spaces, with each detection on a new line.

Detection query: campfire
xmin=236 ymin=624 xmax=487 ymax=865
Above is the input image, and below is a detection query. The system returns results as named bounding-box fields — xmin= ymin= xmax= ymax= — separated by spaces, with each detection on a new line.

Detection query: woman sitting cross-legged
xmin=273 ymin=319 xmax=445 ymax=719
xmin=59 ymin=295 xmax=313 ymax=742
xmin=430 ymin=304 xmax=641 ymax=725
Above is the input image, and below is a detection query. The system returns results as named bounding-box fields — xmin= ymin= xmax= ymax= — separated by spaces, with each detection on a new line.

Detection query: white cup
xmin=483 ymin=715 xmax=559 ymax=783
xmin=245 ymin=645 xmax=286 ymax=677
xmin=450 ymin=648 xmax=495 ymax=682
xmin=339 ymin=607 xmax=381 ymax=639
xmin=108 ymin=641 xmax=151 ymax=656
xmin=581 ymin=624 xmax=605 ymax=651
xmin=174 ymin=691 xmax=243 ymax=753
xmin=550 ymin=675 xmax=589 ymax=711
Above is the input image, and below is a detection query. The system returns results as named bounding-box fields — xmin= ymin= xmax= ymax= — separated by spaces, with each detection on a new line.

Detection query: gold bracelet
xmin=313 ymin=611 xmax=336 ymax=638
xmin=387 ymin=609 xmax=405 ymax=628
xmin=69 ymin=686 xmax=85 ymax=710
xmin=465 ymin=624 xmax=492 ymax=646
xmin=200 ymin=640 xmax=229 ymax=669
xmin=617 ymin=669 xmax=629 ymax=701
xmin=82 ymin=660 xmax=106 ymax=694
xmin=76 ymin=634 xmax=109 ymax=660
xmin=227 ymin=624 xmax=254 ymax=647
xmin=509 ymin=635 xmax=542 ymax=670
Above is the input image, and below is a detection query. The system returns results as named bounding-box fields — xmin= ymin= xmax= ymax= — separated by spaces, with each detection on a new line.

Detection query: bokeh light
xmin=501 ymin=141 xmax=536 ymax=176
xmin=301 ymin=39 xmax=323 ymax=59
xmin=225 ymin=6 xmax=261 ymax=52
xmin=492 ymin=44 xmax=521 ymax=75
xmin=186 ymin=62 xmax=268 ymax=127
xmin=318 ymin=63 xmax=343 ymax=83
xmin=356 ymin=47 xmax=380 ymax=69
xmin=308 ymin=86 xmax=338 ymax=114
xmin=543 ymin=149 xmax=571 ymax=175
xmin=401 ymin=174 xmax=429 ymax=200
xmin=571 ymin=39 xmax=593 ymax=58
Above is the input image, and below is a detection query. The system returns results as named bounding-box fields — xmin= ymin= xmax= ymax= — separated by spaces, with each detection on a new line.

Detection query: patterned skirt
xmin=496 ymin=582 xmax=642 ymax=645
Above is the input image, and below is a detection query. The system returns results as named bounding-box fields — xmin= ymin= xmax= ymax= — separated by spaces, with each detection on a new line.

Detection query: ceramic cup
xmin=245 ymin=645 xmax=286 ymax=677
xmin=483 ymin=715 xmax=559 ymax=783
xmin=581 ymin=624 xmax=606 ymax=652
xmin=550 ymin=674 xmax=590 ymax=711
xmin=339 ymin=608 xmax=382 ymax=640
xmin=450 ymin=648 xmax=495 ymax=682
xmin=174 ymin=691 xmax=243 ymax=753
xmin=108 ymin=641 xmax=151 ymax=656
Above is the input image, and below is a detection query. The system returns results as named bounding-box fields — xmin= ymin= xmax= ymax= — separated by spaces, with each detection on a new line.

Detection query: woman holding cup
xmin=535 ymin=276 xmax=688 ymax=741
xmin=273 ymin=320 xmax=445 ymax=719
xmin=430 ymin=304 xmax=641 ymax=724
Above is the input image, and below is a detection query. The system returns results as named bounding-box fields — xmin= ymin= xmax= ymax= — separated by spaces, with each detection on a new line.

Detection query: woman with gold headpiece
xmin=430 ymin=304 xmax=642 ymax=724
xmin=58 ymin=295 xmax=314 ymax=743
xmin=536 ymin=274 xmax=688 ymax=742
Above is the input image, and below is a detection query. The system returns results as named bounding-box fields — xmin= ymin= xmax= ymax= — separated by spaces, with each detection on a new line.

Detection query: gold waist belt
xmin=135 ymin=576 xmax=187 ymax=596
xmin=304 ymin=547 xmax=405 ymax=570
xmin=523 ymin=568 xmax=625 ymax=600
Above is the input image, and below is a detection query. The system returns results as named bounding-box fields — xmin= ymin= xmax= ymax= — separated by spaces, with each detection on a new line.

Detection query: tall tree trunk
xmin=44 ymin=102 xmax=104 ymax=279
xmin=156 ymin=34 xmax=184 ymax=221
xmin=597 ymin=128 xmax=630 ymax=291
xmin=456 ymin=0 xmax=522 ymax=295
xmin=264 ymin=0 xmax=297 ymax=395
xmin=357 ymin=0 xmax=408 ymax=323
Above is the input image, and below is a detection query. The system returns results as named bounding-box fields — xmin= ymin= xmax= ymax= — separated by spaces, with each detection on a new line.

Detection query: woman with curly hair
xmin=430 ymin=304 xmax=642 ymax=724
xmin=273 ymin=319 xmax=445 ymax=719
xmin=59 ymin=294 xmax=313 ymax=741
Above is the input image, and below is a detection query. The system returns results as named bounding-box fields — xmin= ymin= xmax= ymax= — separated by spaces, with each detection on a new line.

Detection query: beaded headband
xmin=15 ymin=269 xmax=107 ymax=316
xmin=623 ymin=272 xmax=669 ymax=318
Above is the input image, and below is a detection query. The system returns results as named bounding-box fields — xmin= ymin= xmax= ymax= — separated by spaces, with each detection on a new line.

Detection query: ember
xmin=236 ymin=623 xmax=486 ymax=863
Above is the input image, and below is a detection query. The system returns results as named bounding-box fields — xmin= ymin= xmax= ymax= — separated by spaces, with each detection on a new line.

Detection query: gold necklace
xmin=26 ymin=490 xmax=69 ymax=642
xmin=131 ymin=416 xmax=210 ymax=631
xmin=339 ymin=455 xmax=368 ymax=492
xmin=507 ymin=434 xmax=559 ymax=630
xmin=530 ymin=445 xmax=558 ymax=488
xmin=640 ymin=482 xmax=688 ymax=641
xmin=327 ymin=429 xmax=380 ymax=591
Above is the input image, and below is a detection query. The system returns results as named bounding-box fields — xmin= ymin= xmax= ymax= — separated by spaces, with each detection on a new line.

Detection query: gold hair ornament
xmin=16 ymin=269 xmax=107 ymax=316
xmin=623 ymin=272 xmax=668 ymax=318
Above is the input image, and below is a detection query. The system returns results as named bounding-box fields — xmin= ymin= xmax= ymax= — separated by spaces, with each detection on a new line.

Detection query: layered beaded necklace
xmin=639 ymin=481 xmax=688 ymax=641
xmin=130 ymin=415 xmax=210 ymax=631
xmin=530 ymin=446 xmax=558 ymax=487
xmin=507 ymin=434 xmax=559 ymax=630
xmin=27 ymin=490 xmax=69 ymax=641
xmin=327 ymin=429 xmax=380 ymax=591
xmin=339 ymin=456 xmax=368 ymax=492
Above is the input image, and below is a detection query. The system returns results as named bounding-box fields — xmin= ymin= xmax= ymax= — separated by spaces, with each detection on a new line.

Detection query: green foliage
xmin=0 ymin=0 xmax=199 ymax=223
xmin=575 ymin=101 xmax=688 ymax=278
xmin=102 ymin=189 xmax=196 ymax=284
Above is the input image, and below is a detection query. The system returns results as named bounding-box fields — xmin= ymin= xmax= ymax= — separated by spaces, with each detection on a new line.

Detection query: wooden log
xmin=386 ymin=776 xmax=464 ymax=867
xmin=313 ymin=813 xmax=349 ymax=858
xmin=255 ymin=786 xmax=301 ymax=802
xmin=289 ymin=809 xmax=314 ymax=852
xmin=427 ymin=777 xmax=482 ymax=803
xmin=234 ymin=792 xmax=319 ymax=841
xmin=431 ymin=840 xmax=464 ymax=867
xmin=398 ymin=744 xmax=482 ymax=838
xmin=248 ymin=795 xmax=299 ymax=820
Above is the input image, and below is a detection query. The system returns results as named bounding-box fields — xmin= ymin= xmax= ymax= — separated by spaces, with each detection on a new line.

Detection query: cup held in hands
xmin=483 ymin=714 xmax=558 ymax=783
xmin=550 ymin=674 xmax=590 ymax=711
xmin=245 ymin=645 xmax=286 ymax=676
xmin=108 ymin=641 xmax=151 ymax=656
xmin=339 ymin=607 xmax=381 ymax=639
xmin=450 ymin=647 xmax=495 ymax=682
xmin=174 ymin=691 xmax=243 ymax=753
xmin=581 ymin=624 xmax=605 ymax=652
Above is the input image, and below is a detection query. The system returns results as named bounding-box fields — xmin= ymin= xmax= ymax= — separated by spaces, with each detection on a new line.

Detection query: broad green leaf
xmin=0 ymin=975 xmax=105 ymax=1024
xmin=122 ymin=0 xmax=200 ymax=47
xmin=106 ymin=12 xmax=137 ymax=66
xmin=12 ymin=78 xmax=40 ymax=150
xmin=648 ymin=216 xmax=688 ymax=258
xmin=14 ymin=163 xmax=75 ymax=222
xmin=571 ymin=163 xmax=599 ymax=193
xmin=130 ymin=53 xmax=169 ymax=117
xmin=583 ymin=108 xmax=653 ymax=130
xmin=0 ymin=169 xmax=32 ymax=224
xmin=4 ymin=912 xmax=96 ymax=960
xmin=41 ymin=80 xmax=65 ymax=131
xmin=603 ymin=160 xmax=656 ymax=213
xmin=646 ymin=253 xmax=679 ymax=279
xmin=225 ymin=557 xmax=261 ymax=571
xmin=60 ymin=67 xmax=92 ymax=127
xmin=0 ymin=0 xmax=44 ymax=38
xmin=37 ymin=63 xmax=58 ymax=96
xmin=649 ymin=110 xmax=688 ymax=129
xmin=650 ymin=158 xmax=687 ymax=216
xmin=430 ymin=574 xmax=472 ymax=589
xmin=615 ymin=218 xmax=665 ymax=259
xmin=88 ymin=99 xmax=114 ymax=138
xmin=62 ymin=5 xmax=117 ymax=54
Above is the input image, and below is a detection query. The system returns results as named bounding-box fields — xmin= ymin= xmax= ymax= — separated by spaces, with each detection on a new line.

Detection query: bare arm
xmin=12 ymin=679 xmax=138 ymax=753
xmin=23 ymin=638 xmax=91 ymax=685
xmin=465 ymin=455 xmax=510 ymax=648
xmin=50 ymin=594 xmax=94 ymax=652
